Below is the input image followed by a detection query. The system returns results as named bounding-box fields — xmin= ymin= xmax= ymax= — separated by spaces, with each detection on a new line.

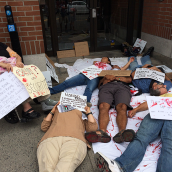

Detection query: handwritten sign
xmin=147 ymin=96 xmax=172 ymax=120
xmin=80 ymin=65 xmax=102 ymax=80
xmin=133 ymin=38 xmax=147 ymax=53
xmin=74 ymin=41 xmax=89 ymax=57
xmin=42 ymin=71 xmax=52 ymax=88
xmin=60 ymin=92 xmax=87 ymax=112
xmin=57 ymin=50 xmax=76 ymax=59
xmin=134 ymin=68 xmax=165 ymax=83
xmin=13 ymin=65 xmax=50 ymax=99
xmin=98 ymin=70 xmax=132 ymax=77
xmin=0 ymin=72 xmax=29 ymax=119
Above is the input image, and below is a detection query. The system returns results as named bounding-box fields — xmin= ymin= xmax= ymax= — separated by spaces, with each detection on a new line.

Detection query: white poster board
xmin=147 ymin=96 xmax=172 ymax=120
xmin=133 ymin=38 xmax=147 ymax=53
xmin=134 ymin=68 xmax=165 ymax=83
xmin=0 ymin=72 xmax=30 ymax=119
xmin=42 ymin=71 xmax=52 ymax=88
xmin=156 ymin=65 xmax=172 ymax=73
xmin=80 ymin=65 xmax=102 ymax=80
xmin=60 ymin=92 xmax=87 ymax=112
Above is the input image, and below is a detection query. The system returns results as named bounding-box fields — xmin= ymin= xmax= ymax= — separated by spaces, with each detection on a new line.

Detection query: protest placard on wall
xmin=57 ymin=50 xmax=76 ymax=59
xmin=60 ymin=92 xmax=87 ymax=112
xmin=134 ymin=68 xmax=165 ymax=83
xmin=0 ymin=72 xmax=29 ymax=119
xmin=13 ymin=65 xmax=50 ymax=99
xmin=42 ymin=71 xmax=52 ymax=88
xmin=98 ymin=70 xmax=132 ymax=77
xmin=80 ymin=65 xmax=102 ymax=80
xmin=147 ymin=96 xmax=172 ymax=120
xmin=133 ymin=38 xmax=147 ymax=53
xmin=74 ymin=41 xmax=90 ymax=57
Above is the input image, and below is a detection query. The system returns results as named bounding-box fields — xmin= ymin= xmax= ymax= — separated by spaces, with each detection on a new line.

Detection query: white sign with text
xmin=133 ymin=38 xmax=147 ymax=53
xmin=60 ymin=92 xmax=87 ymax=112
xmin=147 ymin=96 xmax=172 ymax=120
xmin=134 ymin=68 xmax=165 ymax=83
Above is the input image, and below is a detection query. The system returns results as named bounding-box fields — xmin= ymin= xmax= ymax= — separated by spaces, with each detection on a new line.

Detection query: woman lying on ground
xmin=37 ymin=102 xmax=98 ymax=172
xmin=0 ymin=42 xmax=57 ymax=119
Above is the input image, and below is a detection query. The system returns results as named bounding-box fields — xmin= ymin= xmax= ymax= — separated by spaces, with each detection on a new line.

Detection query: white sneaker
xmin=41 ymin=102 xmax=54 ymax=111
xmin=94 ymin=152 xmax=120 ymax=172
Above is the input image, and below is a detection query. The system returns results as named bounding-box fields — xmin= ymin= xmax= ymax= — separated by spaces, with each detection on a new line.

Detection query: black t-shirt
xmin=0 ymin=42 xmax=10 ymax=58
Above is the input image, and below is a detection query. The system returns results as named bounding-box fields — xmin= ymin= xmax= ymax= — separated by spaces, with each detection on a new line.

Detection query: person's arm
xmin=6 ymin=47 xmax=24 ymax=68
xmin=120 ymin=57 xmax=135 ymax=70
xmin=0 ymin=62 xmax=13 ymax=72
xmin=128 ymin=101 xmax=148 ymax=118
xmin=115 ymin=76 xmax=132 ymax=83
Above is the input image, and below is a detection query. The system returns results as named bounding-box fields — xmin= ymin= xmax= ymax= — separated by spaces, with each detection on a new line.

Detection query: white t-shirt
xmin=94 ymin=62 xmax=112 ymax=70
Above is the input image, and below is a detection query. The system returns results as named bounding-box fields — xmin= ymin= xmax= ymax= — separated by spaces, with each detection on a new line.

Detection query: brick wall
xmin=142 ymin=0 xmax=172 ymax=40
xmin=0 ymin=0 xmax=44 ymax=55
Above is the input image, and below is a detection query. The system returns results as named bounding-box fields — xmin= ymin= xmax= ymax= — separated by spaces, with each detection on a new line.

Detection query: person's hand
xmin=128 ymin=109 xmax=137 ymax=118
xmin=51 ymin=101 xmax=60 ymax=114
xmin=112 ymin=65 xmax=120 ymax=70
xmin=5 ymin=64 xmax=13 ymax=72
xmin=129 ymin=57 xmax=135 ymax=63
xmin=85 ymin=106 xmax=91 ymax=114
xmin=16 ymin=62 xmax=24 ymax=68
xmin=149 ymin=66 xmax=161 ymax=72
xmin=105 ymin=75 xmax=116 ymax=81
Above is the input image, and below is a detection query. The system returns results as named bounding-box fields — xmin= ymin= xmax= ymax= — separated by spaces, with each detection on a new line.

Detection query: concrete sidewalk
xmin=0 ymin=50 xmax=171 ymax=172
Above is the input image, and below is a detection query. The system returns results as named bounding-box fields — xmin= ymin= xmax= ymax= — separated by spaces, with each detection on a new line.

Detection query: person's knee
xmin=99 ymin=103 xmax=110 ymax=111
xmin=116 ymin=103 xmax=127 ymax=112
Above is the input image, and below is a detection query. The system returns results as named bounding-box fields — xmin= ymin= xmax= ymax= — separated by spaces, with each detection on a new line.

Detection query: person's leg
xmin=115 ymin=114 xmax=164 ymax=172
xmin=83 ymin=77 xmax=100 ymax=103
xmin=141 ymin=55 xmax=152 ymax=66
xmin=157 ymin=120 xmax=172 ymax=172
xmin=49 ymin=73 xmax=87 ymax=95
xmin=54 ymin=137 xmax=87 ymax=172
xmin=128 ymin=56 xmax=141 ymax=72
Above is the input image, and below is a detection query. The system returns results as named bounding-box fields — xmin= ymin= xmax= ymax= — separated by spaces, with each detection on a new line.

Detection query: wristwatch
xmin=50 ymin=111 xmax=54 ymax=116
xmin=86 ymin=112 xmax=92 ymax=117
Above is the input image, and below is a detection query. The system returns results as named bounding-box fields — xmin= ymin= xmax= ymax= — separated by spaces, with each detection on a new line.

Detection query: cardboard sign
xmin=13 ymin=65 xmax=50 ymax=99
xmin=133 ymin=38 xmax=147 ymax=53
xmin=42 ymin=71 xmax=52 ymax=88
xmin=0 ymin=72 xmax=29 ymax=119
xmin=60 ymin=92 xmax=87 ymax=112
xmin=80 ymin=65 xmax=102 ymax=80
xmin=45 ymin=55 xmax=59 ymax=83
xmin=98 ymin=70 xmax=132 ymax=77
xmin=134 ymin=68 xmax=165 ymax=83
xmin=156 ymin=65 xmax=172 ymax=73
xmin=74 ymin=41 xmax=89 ymax=57
xmin=166 ymin=72 xmax=172 ymax=80
xmin=57 ymin=50 xmax=76 ymax=59
xmin=147 ymin=96 xmax=172 ymax=120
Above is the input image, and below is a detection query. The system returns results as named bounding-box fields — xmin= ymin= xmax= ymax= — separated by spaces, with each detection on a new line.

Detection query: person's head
xmin=150 ymin=82 xmax=168 ymax=96
xmin=101 ymin=57 xmax=111 ymax=64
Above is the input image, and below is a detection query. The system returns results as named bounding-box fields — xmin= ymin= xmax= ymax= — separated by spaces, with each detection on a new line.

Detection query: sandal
xmin=22 ymin=108 xmax=40 ymax=119
xmin=85 ymin=130 xmax=111 ymax=143
xmin=113 ymin=129 xmax=135 ymax=143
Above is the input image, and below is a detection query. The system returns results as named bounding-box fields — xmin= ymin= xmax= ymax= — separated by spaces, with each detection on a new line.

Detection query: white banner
xmin=147 ymin=96 xmax=172 ymax=120
xmin=134 ymin=68 xmax=165 ymax=83
xmin=60 ymin=92 xmax=87 ymax=112
xmin=0 ymin=72 xmax=29 ymax=119
xmin=133 ymin=38 xmax=147 ymax=53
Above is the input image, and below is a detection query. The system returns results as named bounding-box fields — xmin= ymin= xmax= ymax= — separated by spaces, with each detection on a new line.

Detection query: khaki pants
xmin=37 ymin=136 xmax=87 ymax=172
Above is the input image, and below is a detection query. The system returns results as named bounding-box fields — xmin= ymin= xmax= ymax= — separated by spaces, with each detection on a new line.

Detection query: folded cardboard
xmin=99 ymin=70 xmax=132 ymax=77
xmin=57 ymin=50 xmax=76 ymax=59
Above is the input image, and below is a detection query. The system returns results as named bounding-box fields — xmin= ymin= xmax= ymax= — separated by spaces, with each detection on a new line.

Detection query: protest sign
xmin=42 ymin=71 xmax=52 ymax=88
xmin=156 ymin=65 xmax=172 ymax=73
xmin=57 ymin=50 xmax=76 ymax=59
xmin=0 ymin=72 xmax=29 ymax=119
xmin=60 ymin=92 xmax=87 ymax=112
xmin=74 ymin=41 xmax=89 ymax=57
xmin=147 ymin=96 xmax=172 ymax=120
xmin=80 ymin=65 xmax=102 ymax=80
xmin=13 ymin=65 xmax=50 ymax=99
xmin=166 ymin=72 xmax=172 ymax=80
xmin=133 ymin=38 xmax=147 ymax=53
xmin=45 ymin=54 xmax=59 ymax=83
xmin=134 ymin=68 xmax=165 ymax=83
xmin=98 ymin=70 xmax=132 ymax=77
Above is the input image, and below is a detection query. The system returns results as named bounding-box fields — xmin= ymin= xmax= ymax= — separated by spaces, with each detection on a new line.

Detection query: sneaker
xmin=87 ymin=102 xmax=92 ymax=107
xmin=41 ymin=98 xmax=58 ymax=111
xmin=95 ymin=152 xmax=120 ymax=172
xmin=142 ymin=46 xmax=154 ymax=57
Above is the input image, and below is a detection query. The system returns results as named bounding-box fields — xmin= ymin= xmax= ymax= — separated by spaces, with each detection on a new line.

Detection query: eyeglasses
xmin=157 ymin=85 xmax=165 ymax=90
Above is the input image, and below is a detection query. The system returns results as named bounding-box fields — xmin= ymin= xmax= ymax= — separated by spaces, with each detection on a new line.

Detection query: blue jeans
xmin=128 ymin=55 xmax=152 ymax=72
xmin=49 ymin=73 xmax=100 ymax=102
xmin=115 ymin=113 xmax=172 ymax=172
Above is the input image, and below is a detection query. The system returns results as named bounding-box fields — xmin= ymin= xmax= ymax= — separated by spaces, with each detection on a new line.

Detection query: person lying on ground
xmin=49 ymin=57 xmax=112 ymax=107
xmin=0 ymin=42 xmax=58 ymax=119
xmin=85 ymin=74 xmax=135 ymax=144
xmin=37 ymin=102 xmax=98 ymax=172
xmin=94 ymin=91 xmax=172 ymax=172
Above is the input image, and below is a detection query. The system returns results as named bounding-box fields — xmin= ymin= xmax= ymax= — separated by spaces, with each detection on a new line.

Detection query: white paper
xmin=133 ymin=38 xmax=147 ymax=53
xmin=80 ymin=65 xmax=102 ymax=80
xmin=0 ymin=72 xmax=30 ymax=119
xmin=147 ymin=96 xmax=172 ymax=120
xmin=46 ymin=58 xmax=59 ymax=83
xmin=42 ymin=71 xmax=52 ymax=88
xmin=156 ymin=65 xmax=172 ymax=73
xmin=134 ymin=68 xmax=165 ymax=83
xmin=60 ymin=92 xmax=87 ymax=112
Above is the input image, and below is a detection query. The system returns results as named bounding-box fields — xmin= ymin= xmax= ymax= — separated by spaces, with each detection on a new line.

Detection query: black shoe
xmin=143 ymin=46 xmax=154 ymax=57
xmin=127 ymin=46 xmax=137 ymax=57
xmin=22 ymin=108 xmax=40 ymax=119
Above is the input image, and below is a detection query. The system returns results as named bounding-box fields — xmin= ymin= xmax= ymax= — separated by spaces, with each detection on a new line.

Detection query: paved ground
xmin=0 ymin=50 xmax=171 ymax=172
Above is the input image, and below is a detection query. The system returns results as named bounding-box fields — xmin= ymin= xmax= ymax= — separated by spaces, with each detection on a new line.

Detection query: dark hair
xmin=107 ymin=57 xmax=113 ymax=67
xmin=150 ymin=88 xmax=161 ymax=96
